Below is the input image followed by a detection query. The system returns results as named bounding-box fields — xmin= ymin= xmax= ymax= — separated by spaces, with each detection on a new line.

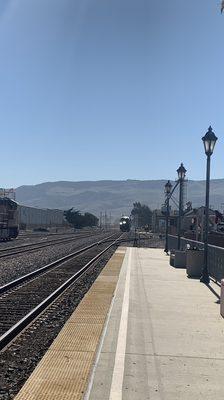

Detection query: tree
xmin=83 ymin=212 xmax=99 ymax=227
xmin=64 ymin=208 xmax=98 ymax=228
xmin=131 ymin=202 xmax=152 ymax=228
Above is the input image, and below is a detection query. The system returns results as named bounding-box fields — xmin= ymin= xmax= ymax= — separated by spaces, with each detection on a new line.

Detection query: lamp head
xmin=202 ymin=126 xmax=217 ymax=156
xmin=165 ymin=180 xmax=172 ymax=194
xmin=177 ymin=163 xmax=187 ymax=180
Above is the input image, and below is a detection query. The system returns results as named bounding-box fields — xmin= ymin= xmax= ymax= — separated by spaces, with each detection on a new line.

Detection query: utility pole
xmin=99 ymin=212 xmax=102 ymax=229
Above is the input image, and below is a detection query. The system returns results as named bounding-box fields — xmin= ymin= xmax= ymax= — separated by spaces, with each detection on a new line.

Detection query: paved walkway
xmin=14 ymin=247 xmax=224 ymax=399
xmin=87 ymin=247 xmax=224 ymax=400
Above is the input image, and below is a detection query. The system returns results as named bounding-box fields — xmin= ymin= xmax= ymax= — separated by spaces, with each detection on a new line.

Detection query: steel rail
xmin=0 ymin=235 xmax=75 ymax=251
xmin=0 ymin=233 xmax=118 ymax=295
xmin=0 ymin=232 xmax=99 ymax=252
xmin=1 ymin=231 xmax=105 ymax=251
xmin=0 ymin=234 xmax=123 ymax=351
xmin=0 ymin=232 xmax=108 ymax=259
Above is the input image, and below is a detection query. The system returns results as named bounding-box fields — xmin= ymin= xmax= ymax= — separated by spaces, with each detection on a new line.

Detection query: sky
xmin=0 ymin=0 xmax=224 ymax=187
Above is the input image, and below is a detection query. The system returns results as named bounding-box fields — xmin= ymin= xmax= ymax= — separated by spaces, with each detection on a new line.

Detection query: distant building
xmin=152 ymin=205 xmax=224 ymax=240
xmin=182 ymin=206 xmax=217 ymax=241
xmin=152 ymin=209 xmax=178 ymax=234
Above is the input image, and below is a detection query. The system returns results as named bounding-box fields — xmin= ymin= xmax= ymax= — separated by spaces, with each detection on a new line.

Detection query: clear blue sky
xmin=0 ymin=0 xmax=223 ymax=187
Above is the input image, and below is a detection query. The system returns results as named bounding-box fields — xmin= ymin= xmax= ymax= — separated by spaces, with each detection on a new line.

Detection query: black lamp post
xmin=177 ymin=163 xmax=187 ymax=250
xmin=200 ymin=126 xmax=217 ymax=284
xmin=164 ymin=180 xmax=172 ymax=254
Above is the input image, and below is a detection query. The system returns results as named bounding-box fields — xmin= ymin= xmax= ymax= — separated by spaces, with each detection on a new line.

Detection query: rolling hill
xmin=15 ymin=179 xmax=224 ymax=219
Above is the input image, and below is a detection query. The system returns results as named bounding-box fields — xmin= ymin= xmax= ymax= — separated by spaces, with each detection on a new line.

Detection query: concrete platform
xmin=87 ymin=248 xmax=224 ymax=400
xmin=15 ymin=247 xmax=224 ymax=399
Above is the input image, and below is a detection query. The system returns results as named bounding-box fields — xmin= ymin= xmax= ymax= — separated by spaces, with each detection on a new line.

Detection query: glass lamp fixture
xmin=202 ymin=126 xmax=217 ymax=156
xmin=165 ymin=180 xmax=172 ymax=194
xmin=177 ymin=163 xmax=187 ymax=180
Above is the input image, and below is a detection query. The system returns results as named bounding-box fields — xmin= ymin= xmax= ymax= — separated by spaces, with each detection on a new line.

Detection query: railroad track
xmin=0 ymin=232 xmax=123 ymax=351
xmin=0 ymin=231 xmax=108 ymax=258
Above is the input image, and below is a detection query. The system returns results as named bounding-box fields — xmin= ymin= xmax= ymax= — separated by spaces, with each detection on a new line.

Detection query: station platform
xmin=15 ymin=247 xmax=224 ymax=400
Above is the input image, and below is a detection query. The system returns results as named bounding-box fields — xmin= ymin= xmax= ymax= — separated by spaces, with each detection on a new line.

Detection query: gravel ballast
xmin=0 ymin=245 xmax=119 ymax=400
xmin=0 ymin=232 xmax=114 ymax=286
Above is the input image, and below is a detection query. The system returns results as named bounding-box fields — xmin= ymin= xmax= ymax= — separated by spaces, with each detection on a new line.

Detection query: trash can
xmin=174 ymin=250 xmax=186 ymax=268
xmin=186 ymin=249 xmax=204 ymax=278
xmin=220 ymin=279 xmax=224 ymax=318
xmin=169 ymin=252 xmax=175 ymax=267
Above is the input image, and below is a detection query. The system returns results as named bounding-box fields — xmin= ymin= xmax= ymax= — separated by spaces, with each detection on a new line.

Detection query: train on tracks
xmin=119 ymin=216 xmax=131 ymax=232
xmin=0 ymin=197 xmax=19 ymax=240
xmin=0 ymin=197 xmax=67 ymax=240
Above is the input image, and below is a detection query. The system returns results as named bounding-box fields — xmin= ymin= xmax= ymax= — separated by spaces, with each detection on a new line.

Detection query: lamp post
xmin=200 ymin=126 xmax=217 ymax=284
xmin=164 ymin=180 xmax=172 ymax=254
xmin=177 ymin=163 xmax=187 ymax=250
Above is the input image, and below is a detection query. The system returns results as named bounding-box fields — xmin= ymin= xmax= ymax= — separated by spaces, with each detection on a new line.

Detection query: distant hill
xmin=15 ymin=179 xmax=224 ymax=219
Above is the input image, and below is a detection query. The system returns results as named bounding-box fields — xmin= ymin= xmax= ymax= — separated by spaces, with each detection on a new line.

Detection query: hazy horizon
xmin=13 ymin=176 xmax=224 ymax=189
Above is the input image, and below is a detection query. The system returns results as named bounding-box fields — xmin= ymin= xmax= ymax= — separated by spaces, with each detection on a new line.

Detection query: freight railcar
xmin=119 ymin=216 xmax=131 ymax=232
xmin=18 ymin=205 xmax=66 ymax=229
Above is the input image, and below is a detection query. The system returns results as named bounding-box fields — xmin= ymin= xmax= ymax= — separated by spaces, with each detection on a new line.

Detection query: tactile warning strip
xmin=15 ymin=247 xmax=127 ymax=400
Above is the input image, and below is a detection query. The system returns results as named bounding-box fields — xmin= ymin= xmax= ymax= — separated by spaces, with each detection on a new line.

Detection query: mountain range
xmin=15 ymin=179 xmax=224 ymax=220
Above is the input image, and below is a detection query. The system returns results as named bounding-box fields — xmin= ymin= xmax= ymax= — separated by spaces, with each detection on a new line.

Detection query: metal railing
xmin=168 ymin=234 xmax=204 ymax=251
xmin=208 ymin=245 xmax=224 ymax=282
xmin=168 ymin=234 xmax=224 ymax=282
